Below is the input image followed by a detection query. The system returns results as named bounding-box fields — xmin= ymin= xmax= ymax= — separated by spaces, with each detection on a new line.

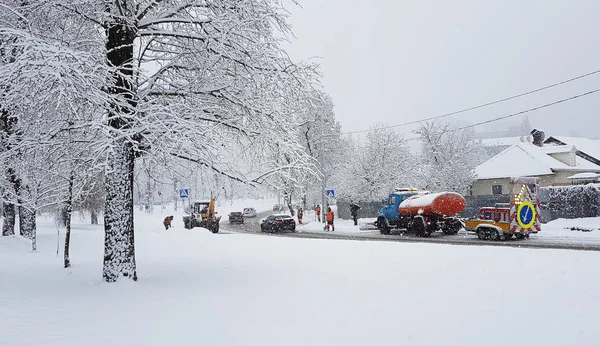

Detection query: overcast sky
xmin=283 ymin=0 xmax=600 ymax=139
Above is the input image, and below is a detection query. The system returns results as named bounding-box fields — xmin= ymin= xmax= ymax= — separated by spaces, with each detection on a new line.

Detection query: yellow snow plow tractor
xmin=183 ymin=197 xmax=221 ymax=233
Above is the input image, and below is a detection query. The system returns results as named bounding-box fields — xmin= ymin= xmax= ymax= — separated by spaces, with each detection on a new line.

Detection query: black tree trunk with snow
xmin=64 ymin=173 xmax=74 ymax=268
xmin=103 ymin=139 xmax=136 ymax=281
xmin=2 ymin=202 xmax=15 ymax=236
xmin=18 ymin=203 xmax=36 ymax=251
xmin=102 ymin=8 xmax=138 ymax=282
xmin=1 ymin=112 xmax=20 ymax=236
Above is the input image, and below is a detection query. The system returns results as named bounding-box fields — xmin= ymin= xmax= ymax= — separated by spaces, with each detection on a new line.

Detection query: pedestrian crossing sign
xmin=179 ymin=188 xmax=189 ymax=199
xmin=326 ymin=189 xmax=334 ymax=198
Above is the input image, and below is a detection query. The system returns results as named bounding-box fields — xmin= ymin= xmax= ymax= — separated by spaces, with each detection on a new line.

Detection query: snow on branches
xmin=1 ymin=0 xmax=331 ymax=281
xmin=414 ymin=122 xmax=483 ymax=194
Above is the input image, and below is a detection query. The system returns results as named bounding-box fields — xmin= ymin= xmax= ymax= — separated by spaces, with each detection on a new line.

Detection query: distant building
xmin=470 ymin=132 xmax=600 ymax=196
xmin=476 ymin=136 xmax=529 ymax=157
xmin=473 ymin=114 xmax=532 ymax=142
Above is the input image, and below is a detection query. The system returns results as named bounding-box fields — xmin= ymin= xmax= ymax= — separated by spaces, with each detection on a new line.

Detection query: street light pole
xmin=320 ymin=138 xmax=326 ymax=225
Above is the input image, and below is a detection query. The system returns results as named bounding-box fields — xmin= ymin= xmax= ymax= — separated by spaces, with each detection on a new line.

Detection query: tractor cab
xmin=192 ymin=201 xmax=211 ymax=220
xmin=183 ymin=197 xmax=221 ymax=233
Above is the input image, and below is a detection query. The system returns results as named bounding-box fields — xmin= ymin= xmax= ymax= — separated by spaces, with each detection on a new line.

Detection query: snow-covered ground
xmin=537 ymin=217 xmax=600 ymax=241
xmin=2 ymin=200 xmax=600 ymax=346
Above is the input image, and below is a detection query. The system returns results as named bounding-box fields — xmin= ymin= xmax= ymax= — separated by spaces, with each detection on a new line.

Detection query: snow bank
xmin=543 ymin=217 xmax=600 ymax=237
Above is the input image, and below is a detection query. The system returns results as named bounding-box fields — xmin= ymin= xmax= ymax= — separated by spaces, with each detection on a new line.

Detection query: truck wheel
xmin=378 ymin=217 xmax=390 ymax=235
xmin=489 ymin=229 xmax=500 ymax=241
xmin=477 ymin=229 xmax=487 ymax=240
xmin=412 ymin=216 xmax=426 ymax=237
xmin=505 ymin=234 xmax=513 ymax=240
xmin=515 ymin=233 xmax=524 ymax=240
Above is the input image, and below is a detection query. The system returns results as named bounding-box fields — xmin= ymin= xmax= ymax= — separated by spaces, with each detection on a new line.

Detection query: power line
xmin=343 ymin=68 xmax=600 ymax=135
xmin=399 ymin=88 xmax=600 ymax=142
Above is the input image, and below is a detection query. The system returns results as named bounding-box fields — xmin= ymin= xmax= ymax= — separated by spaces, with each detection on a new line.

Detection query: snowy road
xmin=222 ymin=211 xmax=600 ymax=251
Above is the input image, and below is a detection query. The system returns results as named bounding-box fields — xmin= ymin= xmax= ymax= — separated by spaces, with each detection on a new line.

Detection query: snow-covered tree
xmin=336 ymin=124 xmax=415 ymax=201
xmin=1 ymin=0 xmax=326 ymax=281
xmin=415 ymin=122 xmax=483 ymax=193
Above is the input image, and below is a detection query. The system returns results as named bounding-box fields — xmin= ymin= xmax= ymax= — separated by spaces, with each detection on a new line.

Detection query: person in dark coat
xmin=350 ymin=201 xmax=361 ymax=226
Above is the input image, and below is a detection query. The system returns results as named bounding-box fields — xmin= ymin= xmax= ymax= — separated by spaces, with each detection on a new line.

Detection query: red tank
xmin=399 ymin=192 xmax=466 ymax=217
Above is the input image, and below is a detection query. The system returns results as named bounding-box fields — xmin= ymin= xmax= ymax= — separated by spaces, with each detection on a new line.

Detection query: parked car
xmin=228 ymin=212 xmax=244 ymax=224
xmin=243 ymin=207 xmax=257 ymax=218
xmin=261 ymin=214 xmax=296 ymax=233
xmin=272 ymin=204 xmax=285 ymax=211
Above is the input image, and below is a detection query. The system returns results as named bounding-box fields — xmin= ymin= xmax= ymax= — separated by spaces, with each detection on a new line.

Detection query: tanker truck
xmin=375 ymin=188 xmax=465 ymax=237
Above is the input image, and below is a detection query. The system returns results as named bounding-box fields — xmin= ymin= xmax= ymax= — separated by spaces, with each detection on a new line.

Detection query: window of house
xmin=492 ymin=185 xmax=503 ymax=195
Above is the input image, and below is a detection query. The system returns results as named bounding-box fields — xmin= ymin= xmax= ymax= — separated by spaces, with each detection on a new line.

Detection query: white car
xmin=243 ymin=207 xmax=257 ymax=218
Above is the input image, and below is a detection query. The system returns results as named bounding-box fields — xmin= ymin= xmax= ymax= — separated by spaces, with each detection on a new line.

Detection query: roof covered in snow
xmin=540 ymin=145 xmax=575 ymax=154
xmin=477 ymin=136 xmax=527 ymax=147
xmin=566 ymin=172 xmax=600 ymax=180
xmin=475 ymin=143 xmax=600 ymax=180
xmin=544 ymin=136 xmax=600 ymax=163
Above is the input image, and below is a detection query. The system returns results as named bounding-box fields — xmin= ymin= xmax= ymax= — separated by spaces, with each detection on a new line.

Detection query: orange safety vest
xmin=327 ymin=211 xmax=334 ymax=222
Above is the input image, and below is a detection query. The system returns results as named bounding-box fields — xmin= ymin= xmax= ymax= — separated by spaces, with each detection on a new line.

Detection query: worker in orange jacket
xmin=325 ymin=207 xmax=334 ymax=232
xmin=297 ymin=208 xmax=303 ymax=224
xmin=163 ymin=215 xmax=174 ymax=230
xmin=315 ymin=205 xmax=321 ymax=222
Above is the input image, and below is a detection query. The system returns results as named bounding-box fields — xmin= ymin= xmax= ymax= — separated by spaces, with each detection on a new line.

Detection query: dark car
xmin=228 ymin=212 xmax=244 ymax=224
xmin=272 ymin=204 xmax=285 ymax=211
xmin=261 ymin=214 xmax=296 ymax=233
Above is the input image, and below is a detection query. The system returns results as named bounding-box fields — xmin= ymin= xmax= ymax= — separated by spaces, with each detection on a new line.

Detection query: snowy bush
xmin=543 ymin=184 xmax=600 ymax=219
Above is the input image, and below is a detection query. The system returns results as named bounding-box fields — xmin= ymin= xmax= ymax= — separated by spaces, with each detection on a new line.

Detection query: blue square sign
xmin=179 ymin=188 xmax=189 ymax=199
xmin=326 ymin=189 xmax=334 ymax=198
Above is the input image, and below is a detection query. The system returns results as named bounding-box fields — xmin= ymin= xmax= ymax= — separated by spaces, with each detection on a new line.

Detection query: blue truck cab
xmin=376 ymin=188 xmax=419 ymax=233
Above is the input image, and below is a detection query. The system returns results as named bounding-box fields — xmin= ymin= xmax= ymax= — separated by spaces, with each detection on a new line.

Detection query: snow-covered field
xmin=2 ymin=201 xmax=600 ymax=346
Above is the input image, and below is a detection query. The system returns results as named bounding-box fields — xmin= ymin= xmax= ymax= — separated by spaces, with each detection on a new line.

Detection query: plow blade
xmin=358 ymin=218 xmax=379 ymax=231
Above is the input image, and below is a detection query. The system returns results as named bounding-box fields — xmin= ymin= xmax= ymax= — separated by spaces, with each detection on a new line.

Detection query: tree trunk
xmin=103 ymin=139 xmax=136 ymax=282
xmin=173 ymin=179 xmax=178 ymax=212
xmin=57 ymin=206 xmax=68 ymax=227
xmin=1 ymin=143 xmax=21 ymax=238
xmin=102 ymin=10 xmax=137 ymax=282
xmin=146 ymin=175 xmax=152 ymax=213
xmin=2 ymin=202 xmax=15 ymax=236
xmin=18 ymin=205 xmax=36 ymax=251
xmin=91 ymin=210 xmax=98 ymax=225
xmin=64 ymin=172 xmax=74 ymax=268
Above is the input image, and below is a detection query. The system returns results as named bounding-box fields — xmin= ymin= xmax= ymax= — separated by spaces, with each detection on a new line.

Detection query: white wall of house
xmin=547 ymin=151 xmax=576 ymax=166
xmin=471 ymin=171 xmax=591 ymax=196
